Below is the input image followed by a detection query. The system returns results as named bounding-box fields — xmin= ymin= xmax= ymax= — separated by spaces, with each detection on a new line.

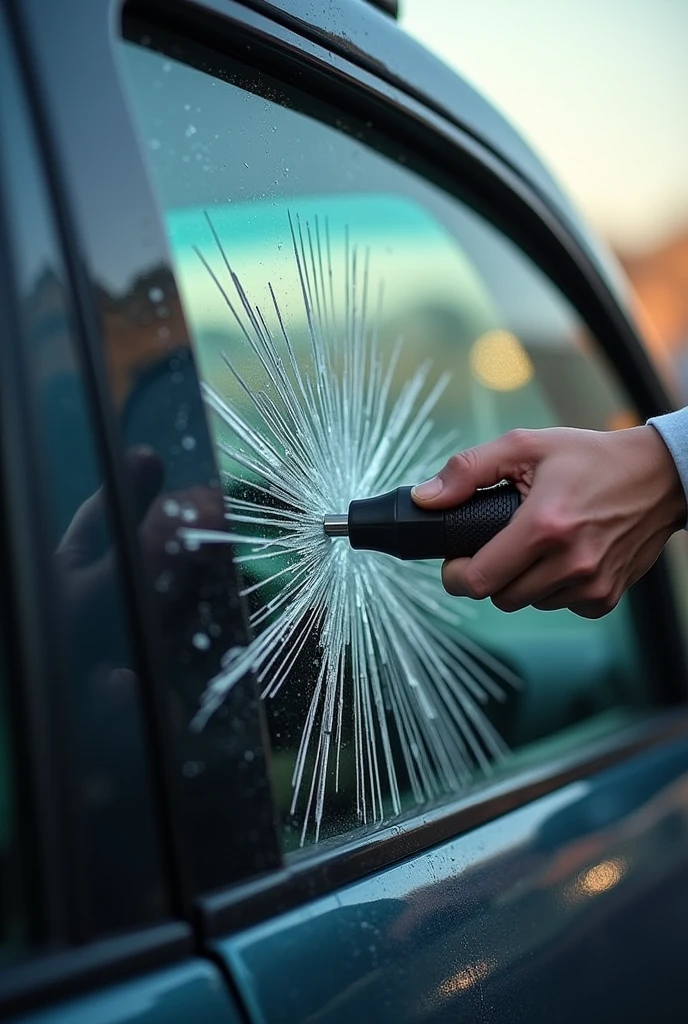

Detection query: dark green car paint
xmin=222 ymin=739 xmax=688 ymax=1023
xmin=18 ymin=961 xmax=244 ymax=1024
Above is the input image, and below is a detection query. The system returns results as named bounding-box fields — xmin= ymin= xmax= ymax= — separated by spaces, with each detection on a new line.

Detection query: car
xmin=2 ymin=0 xmax=688 ymax=1021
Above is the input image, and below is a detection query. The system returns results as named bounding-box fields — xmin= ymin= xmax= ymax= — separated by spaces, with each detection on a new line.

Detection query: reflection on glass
xmin=437 ymin=959 xmax=494 ymax=998
xmin=578 ymin=857 xmax=626 ymax=895
xmin=0 ymin=27 xmax=173 ymax=933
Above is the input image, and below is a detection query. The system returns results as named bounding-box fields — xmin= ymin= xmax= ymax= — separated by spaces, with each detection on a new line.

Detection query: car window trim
xmin=0 ymin=2 xmax=84 ymax=949
xmin=0 ymin=922 xmax=192 ymax=1019
xmin=198 ymin=709 xmax=688 ymax=936
xmin=0 ymin=166 xmax=66 ymax=950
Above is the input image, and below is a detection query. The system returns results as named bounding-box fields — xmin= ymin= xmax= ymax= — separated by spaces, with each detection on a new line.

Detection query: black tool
xmin=322 ymin=481 xmax=520 ymax=560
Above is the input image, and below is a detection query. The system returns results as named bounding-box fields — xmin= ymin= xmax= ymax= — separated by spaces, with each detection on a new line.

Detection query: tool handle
xmin=347 ymin=481 xmax=521 ymax=560
xmin=443 ymin=482 xmax=520 ymax=559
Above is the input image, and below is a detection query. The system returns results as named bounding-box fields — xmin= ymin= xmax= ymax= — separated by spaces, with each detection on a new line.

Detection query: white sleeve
xmin=647 ymin=407 xmax=688 ymax=529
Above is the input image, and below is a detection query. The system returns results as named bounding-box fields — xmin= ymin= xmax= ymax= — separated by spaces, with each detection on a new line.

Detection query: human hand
xmin=56 ymin=445 xmax=226 ymax=638
xmin=412 ymin=425 xmax=686 ymax=618
xmin=55 ymin=445 xmax=164 ymax=633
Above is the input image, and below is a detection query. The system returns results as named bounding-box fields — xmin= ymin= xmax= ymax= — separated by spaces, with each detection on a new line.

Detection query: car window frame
xmin=0 ymin=5 xmax=196 ymax=1018
xmin=118 ymin=0 xmax=688 ymax=920
xmin=6 ymin=0 xmax=688 ymax=976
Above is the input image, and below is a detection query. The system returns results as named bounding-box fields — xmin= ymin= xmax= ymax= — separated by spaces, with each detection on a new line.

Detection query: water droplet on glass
xmin=149 ymin=286 xmax=164 ymax=303
xmin=192 ymin=632 xmax=211 ymax=650
xmin=149 ymin=138 xmax=161 ymax=150
xmin=155 ymin=571 xmax=173 ymax=593
xmin=181 ymin=435 xmax=197 ymax=450
xmin=185 ymin=124 xmax=197 ymax=137
xmin=162 ymin=499 xmax=181 ymax=517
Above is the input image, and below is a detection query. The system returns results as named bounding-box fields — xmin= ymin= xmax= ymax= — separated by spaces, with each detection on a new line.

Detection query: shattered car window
xmin=119 ymin=40 xmax=649 ymax=847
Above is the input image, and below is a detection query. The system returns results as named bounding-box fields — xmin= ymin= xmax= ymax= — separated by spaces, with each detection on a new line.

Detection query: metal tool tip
xmin=323 ymin=513 xmax=348 ymax=537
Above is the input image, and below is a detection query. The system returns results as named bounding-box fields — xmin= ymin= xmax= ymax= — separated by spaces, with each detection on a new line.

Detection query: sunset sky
xmin=402 ymin=0 xmax=688 ymax=256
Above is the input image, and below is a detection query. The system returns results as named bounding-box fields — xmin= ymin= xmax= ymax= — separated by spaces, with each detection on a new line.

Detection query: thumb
xmin=412 ymin=430 xmax=536 ymax=508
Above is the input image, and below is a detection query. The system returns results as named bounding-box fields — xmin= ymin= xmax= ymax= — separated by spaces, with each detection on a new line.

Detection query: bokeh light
xmin=469 ymin=330 xmax=534 ymax=391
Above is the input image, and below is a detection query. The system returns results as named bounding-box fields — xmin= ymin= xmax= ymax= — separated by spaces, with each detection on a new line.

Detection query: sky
xmin=401 ymin=0 xmax=688 ymax=255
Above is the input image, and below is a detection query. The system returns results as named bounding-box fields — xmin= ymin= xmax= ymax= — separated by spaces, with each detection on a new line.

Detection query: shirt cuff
xmin=647 ymin=408 xmax=688 ymax=530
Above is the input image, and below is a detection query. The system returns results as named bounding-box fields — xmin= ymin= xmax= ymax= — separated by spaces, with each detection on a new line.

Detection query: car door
xmin=7 ymin=0 xmax=688 ymax=1022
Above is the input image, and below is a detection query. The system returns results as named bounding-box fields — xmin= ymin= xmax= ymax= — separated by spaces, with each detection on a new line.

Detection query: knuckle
xmin=586 ymin=579 xmax=613 ymax=603
xmin=568 ymin=550 xmax=599 ymax=580
xmin=532 ymin=504 xmax=570 ymax=544
xmin=580 ymin=578 xmax=618 ymax=612
xmin=504 ymin=428 xmax=533 ymax=455
xmin=463 ymin=564 xmax=491 ymax=600
xmin=444 ymin=450 xmax=477 ymax=479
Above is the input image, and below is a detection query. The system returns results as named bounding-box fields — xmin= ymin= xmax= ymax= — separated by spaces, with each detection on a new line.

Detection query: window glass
xmin=119 ymin=39 xmax=650 ymax=849
xmin=0 ymin=23 xmax=168 ymax=935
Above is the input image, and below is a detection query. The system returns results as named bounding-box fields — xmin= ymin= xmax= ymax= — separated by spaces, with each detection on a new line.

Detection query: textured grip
xmin=444 ymin=482 xmax=520 ymax=559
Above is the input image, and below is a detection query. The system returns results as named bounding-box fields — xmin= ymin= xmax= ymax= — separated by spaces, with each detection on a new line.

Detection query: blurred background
xmin=401 ymin=0 xmax=688 ymax=399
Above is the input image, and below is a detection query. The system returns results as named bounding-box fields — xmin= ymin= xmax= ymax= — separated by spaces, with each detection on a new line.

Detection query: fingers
xmin=441 ymin=503 xmax=540 ymax=598
xmin=444 ymin=547 xmax=621 ymax=618
xmin=489 ymin=549 xmax=597 ymax=612
xmin=57 ymin=485 xmax=108 ymax=563
xmin=412 ymin=429 xmax=537 ymax=509
xmin=57 ymin=445 xmax=164 ymax=567
xmin=538 ymin=586 xmax=621 ymax=619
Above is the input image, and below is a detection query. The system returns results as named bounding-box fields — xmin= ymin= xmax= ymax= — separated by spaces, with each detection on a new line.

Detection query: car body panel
xmin=221 ymin=738 xmax=688 ymax=1023
xmin=11 ymin=960 xmax=244 ymax=1024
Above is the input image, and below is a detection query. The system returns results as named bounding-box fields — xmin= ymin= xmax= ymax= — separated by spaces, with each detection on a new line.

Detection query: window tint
xmin=0 ymin=21 xmax=168 ymax=937
xmin=120 ymin=39 xmax=650 ymax=849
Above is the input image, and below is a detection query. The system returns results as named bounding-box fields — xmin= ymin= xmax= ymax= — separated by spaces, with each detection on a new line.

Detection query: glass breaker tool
xmin=323 ymin=481 xmax=520 ymax=560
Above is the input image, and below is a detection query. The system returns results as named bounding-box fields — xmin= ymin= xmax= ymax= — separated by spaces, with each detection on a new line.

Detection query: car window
xmin=118 ymin=37 xmax=651 ymax=850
